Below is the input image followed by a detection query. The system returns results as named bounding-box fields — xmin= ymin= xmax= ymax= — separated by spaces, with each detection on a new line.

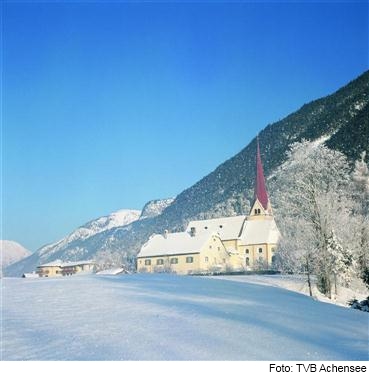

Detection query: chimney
xmin=163 ymin=230 xmax=168 ymax=239
xmin=190 ymin=227 xmax=196 ymax=237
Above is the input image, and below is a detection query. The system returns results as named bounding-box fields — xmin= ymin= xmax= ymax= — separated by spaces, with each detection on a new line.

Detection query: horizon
xmin=3 ymin=1 xmax=368 ymax=252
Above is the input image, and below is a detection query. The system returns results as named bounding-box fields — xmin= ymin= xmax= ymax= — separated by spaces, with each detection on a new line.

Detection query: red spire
xmin=255 ymin=138 xmax=269 ymax=210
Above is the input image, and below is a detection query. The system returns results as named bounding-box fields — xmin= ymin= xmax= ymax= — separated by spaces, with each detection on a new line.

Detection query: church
xmin=136 ymin=141 xmax=280 ymax=274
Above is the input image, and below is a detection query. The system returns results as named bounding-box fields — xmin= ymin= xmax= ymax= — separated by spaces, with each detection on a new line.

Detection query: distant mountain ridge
xmin=1 ymin=240 xmax=31 ymax=275
xmin=5 ymin=200 xmax=172 ymax=276
xmin=5 ymin=70 xmax=369 ymax=276
xmin=139 ymin=198 xmax=175 ymax=220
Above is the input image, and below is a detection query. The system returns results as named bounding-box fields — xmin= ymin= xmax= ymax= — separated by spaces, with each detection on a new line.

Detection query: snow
xmin=139 ymin=231 xmax=219 ymax=257
xmin=212 ymin=274 xmax=369 ymax=308
xmin=139 ymin=198 xmax=175 ymax=220
xmin=38 ymin=209 xmax=141 ymax=257
xmin=38 ymin=260 xmax=94 ymax=267
xmin=240 ymin=218 xmax=280 ymax=245
xmin=22 ymin=272 xmax=39 ymax=278
xmin=96 ymin=267 xmax=125 ymax=275
xmin=1 ymin=274 xmax=368 ymax=360
xmin=187 ymin=216 xmax=246 ymax=240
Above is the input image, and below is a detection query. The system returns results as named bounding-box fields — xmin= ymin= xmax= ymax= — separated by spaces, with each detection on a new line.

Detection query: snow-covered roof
xmin=38 ymin=260 xmax=95 ymax=268
xmin=240 ymin=218 xmax=280 ymax=245
xmin=186 ymin=215 xmax=246 ymax=241
xmin=138 ymin=231 xmax=218 ymax=258
xmin=37 ymin=260 xmax=63 ymax=267
xmin=96 ymin=268 xmax=125 ymax=275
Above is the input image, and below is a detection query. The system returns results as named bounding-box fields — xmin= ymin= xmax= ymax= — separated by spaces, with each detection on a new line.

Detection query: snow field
xmin=1 ymin=274 xmax=368 ymax=360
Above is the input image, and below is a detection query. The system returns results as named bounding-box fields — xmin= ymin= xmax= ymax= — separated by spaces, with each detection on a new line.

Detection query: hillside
xmin=5 ymin=201 xmax=173 ymax=276
xmin=2 ymin=274 xmax=368 ymax=360
xmin=5 ymin=71 xmax=369 ymax=276
xmin=0 ymin=240 xmax=31 ymax=274
xmin=4 ymin=210 xmax=141 ymax=277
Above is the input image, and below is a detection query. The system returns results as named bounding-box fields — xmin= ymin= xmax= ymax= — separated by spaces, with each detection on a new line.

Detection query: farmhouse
xmin=36 ymin=260 xmax=95 ymax=277
xmin=137 ymin=140 xmax=280 ymax=274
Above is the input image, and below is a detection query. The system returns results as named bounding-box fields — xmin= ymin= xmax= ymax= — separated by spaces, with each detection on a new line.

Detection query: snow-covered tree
xmin=325 ymin=230 xmax=353 ymax=296
xmin=351 ymin=152 xmax=369 ymax=287
xmin=271 ymin=140 xmax=355 ymax=297
xmin=94 ymin=250 xmax=135 ymax=272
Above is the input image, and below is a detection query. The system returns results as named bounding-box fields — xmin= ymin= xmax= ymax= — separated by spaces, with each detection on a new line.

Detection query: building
xmin=137 ymin=140 xmax=280 ymax=274
xmin=36 ymin=260 xmax=95 ymax=277
xmin=137 ymin=230 xmax=229 ymax=274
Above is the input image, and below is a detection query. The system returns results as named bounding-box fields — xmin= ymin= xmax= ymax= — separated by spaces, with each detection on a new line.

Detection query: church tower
xmin=249 ymin=138 xmax=273 ymax=220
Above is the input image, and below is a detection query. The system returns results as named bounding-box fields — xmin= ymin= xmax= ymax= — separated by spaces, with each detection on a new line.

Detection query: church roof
xmin=138 ymin=231 xmax=219 ymax=257
xmin=254 ymin=139 xmax=269 ymax=210
xmin=186 ymin=215 xmax=246 ymax=240
xmin=240 ymin=218 xmax=280 ymax=245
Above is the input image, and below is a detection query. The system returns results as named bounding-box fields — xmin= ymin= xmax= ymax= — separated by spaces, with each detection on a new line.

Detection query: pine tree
xmin=326 ymin=230 xmax=353 ymax=296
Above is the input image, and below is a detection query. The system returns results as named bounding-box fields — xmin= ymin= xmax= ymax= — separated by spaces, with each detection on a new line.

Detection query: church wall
xmin=137 ymin=253 xmax=201 ymax=274
xmin=137 ymin=235 xmax=232 ymax=274
xmin=199 ymin=236 xmax=229 ymax=273
xmin=238 ymin=243 xmax=277 ymax=270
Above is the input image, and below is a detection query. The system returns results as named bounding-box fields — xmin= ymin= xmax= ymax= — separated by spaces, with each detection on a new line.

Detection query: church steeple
xmin=249 ymin=138 xmax=272 ymax=218
xmin=255 ymin=138 xmax=269 ymax=210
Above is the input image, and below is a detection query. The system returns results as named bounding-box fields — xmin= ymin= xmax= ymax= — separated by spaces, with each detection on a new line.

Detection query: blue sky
xmin=2 ymin=0 xmax=368 ymax=251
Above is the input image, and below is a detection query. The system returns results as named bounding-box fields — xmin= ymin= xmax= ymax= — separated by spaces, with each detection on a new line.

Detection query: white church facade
xmin=137 ymin=141 xmax=280 ymax=274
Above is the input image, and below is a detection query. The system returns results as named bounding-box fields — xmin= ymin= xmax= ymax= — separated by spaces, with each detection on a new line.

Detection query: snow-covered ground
xmin=1 ymin=274 xmax=368 ymax=360
xmin=213 ymin=274 xmax=369 ymax=308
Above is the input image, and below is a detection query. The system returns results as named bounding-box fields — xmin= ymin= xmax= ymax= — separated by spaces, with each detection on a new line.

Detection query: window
xmin=156 ymin=259 xmax=164 ymax=265
xmin=145 ymin=259 xmax=151 ymax=266
xmin=246 ymin=257 xmax=250 ymax=266
xmin=219 ymin=225 xmax=223 ymax=228
xmin=204 ymin=226 xmax=208 ymax=230
xmin=205 ymin=257 xmax=209 ymax=263
xmin=258 ymin=248 xmax=263 ymax=253
xmin=170 ymin=258 xmax=178 ymax=264
xmin=271 ymin=248 xmax=276 ymax=253
xmin=139 ymin=260 xmax=142 ymax=265
xmin=186 ymin=256 xmax=194 ymax=263
xmin=254 ymin=209 xmax=258 ymax=214
xmin=245 ymin=249 xmax=249 ymax=254
xmin=209 ymin=245 xmax=212 ymax=249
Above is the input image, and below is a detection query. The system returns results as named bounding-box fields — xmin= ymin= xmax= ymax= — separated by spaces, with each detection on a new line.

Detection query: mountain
xmin=4 ymin=199 xmax=175 ymax=276
xmin=5 ymin=70 xmax=369 ymax=276
xmin=1 ymin=240 xmax=31 ymax=275
xmin=5 ymin=209 xmax=140 ymax=277
xmin=139 ymin=198 xmax=175 ymax=220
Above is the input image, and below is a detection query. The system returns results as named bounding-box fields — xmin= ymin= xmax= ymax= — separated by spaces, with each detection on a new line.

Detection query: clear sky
xmin=2 ymin=0 xmax=368 ymax=252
